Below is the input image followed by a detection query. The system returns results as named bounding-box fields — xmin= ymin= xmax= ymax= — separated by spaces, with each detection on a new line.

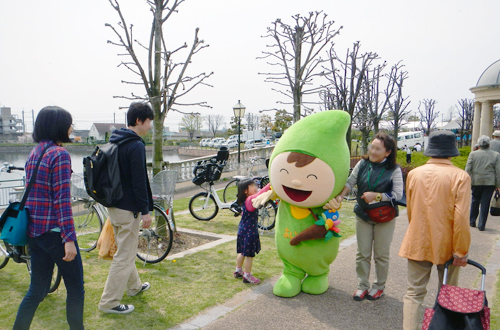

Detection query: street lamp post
xmin=233 ymin=100 xmax=246 ymax=166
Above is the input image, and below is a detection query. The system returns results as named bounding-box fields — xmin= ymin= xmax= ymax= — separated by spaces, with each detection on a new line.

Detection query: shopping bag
xmin=96 ymin=218 xmax=117 ymax=260
xmin=0 ymin=202 xmax=29 ymax=246
xmin=490 ymin=189 xmax=500 ymax=216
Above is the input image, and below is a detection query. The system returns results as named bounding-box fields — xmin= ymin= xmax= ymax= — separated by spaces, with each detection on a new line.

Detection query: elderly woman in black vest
xmin=334 ymin=132 xmax=403 ymax=301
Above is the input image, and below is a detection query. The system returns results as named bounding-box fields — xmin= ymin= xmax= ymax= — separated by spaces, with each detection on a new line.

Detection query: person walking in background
xmin=465 ymin=135 xmax=500 ymax=231
xmin=490 ymin=130 xmax=500 ymax=153
xmin=13 ymin=107 xmax=84 ymax=330
xmin=98 ymin=102 xmax=154 ymax=314
xmin=334 ymin=132 xmax=403 ymax=301
xmin=399 ymin=130 xmax=470 ymax=330
xmin=234 ymin=179 xmax=271 ymax=284
xmin=406 ymin=145 xmax=412 ymax=163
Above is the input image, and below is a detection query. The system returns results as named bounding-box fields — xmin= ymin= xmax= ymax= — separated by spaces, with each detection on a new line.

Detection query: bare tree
xmin=205 ymin=114 xmax=224 ymax=138
xmin=259 ymin=11 xmax=341 ymax=122
xmin=245 ymin=113 xmax=260 ymax=131
xmin=106 ymin=0 xmax=213 ymax=174
xmin=387 ymin=63 xmax=411 ymax=144
xmin=323 ymin=41 xmax=378 ymax=152
xmin=180 ymin=114 xmax=202 ymax=141
xmin=418 ymin=99 xmax=439 ymax=135
xmin=456 ymin=99 xmax=474 ymax=147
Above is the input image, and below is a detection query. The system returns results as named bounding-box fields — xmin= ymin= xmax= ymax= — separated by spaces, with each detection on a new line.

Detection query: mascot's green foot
xmin=273 ymin=273 xmax=302 ymax=298
xmin=301 ymin=274 xmax=329 ymax=295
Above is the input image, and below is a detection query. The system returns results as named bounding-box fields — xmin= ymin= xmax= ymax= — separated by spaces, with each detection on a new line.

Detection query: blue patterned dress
xmin=237 ymin=202 xmax=261 ymax=257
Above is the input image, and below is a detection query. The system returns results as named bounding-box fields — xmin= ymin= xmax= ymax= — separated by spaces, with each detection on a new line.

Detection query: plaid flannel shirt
xmin=25 ymin=141 xmax=76 ymax=243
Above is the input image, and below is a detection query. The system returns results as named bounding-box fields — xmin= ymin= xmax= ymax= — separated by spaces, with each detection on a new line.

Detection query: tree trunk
xmin=361 ymin=128 xmax=369 ymax=155
xmin=151 ymin=2 xmax=164 ymax=176
xmin=293 ymin=27 xmax=303 ymax=123
xmin=392 ymin=120 xmax=399 ymax=149
xmin=373 ymin=119 xmax=379 ymax=134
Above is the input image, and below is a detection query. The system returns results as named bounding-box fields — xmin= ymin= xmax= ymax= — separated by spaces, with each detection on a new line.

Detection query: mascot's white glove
xmin=252 ymin=189 xmax=276 ymax=209
xmin=323 ymin=195 xmax=343 ymax=210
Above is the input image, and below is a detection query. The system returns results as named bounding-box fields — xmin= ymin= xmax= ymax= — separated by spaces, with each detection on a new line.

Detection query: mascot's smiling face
xmin=270 ymin=151 xmax=335 ymax=208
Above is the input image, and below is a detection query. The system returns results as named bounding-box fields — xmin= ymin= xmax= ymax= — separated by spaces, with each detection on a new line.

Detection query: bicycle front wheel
xmin=0 ymin=241 xmax=10 ymax=269
xmin=137 ymin=204 xmax=173 ymax=264
xmin=223 ymin=179 xmax=239 ymax=203
xmin=344 ymin=185 xmax=358 ymax=201
xmin=49 ymin=265 xmax=62 ymax=293
xmin=189 ymin=192 xmax=218 ymax=221
xmin=72 ymin=200 xmax=103 ymax=252
xmin=258 ymin=200 xmax=277 ymax=231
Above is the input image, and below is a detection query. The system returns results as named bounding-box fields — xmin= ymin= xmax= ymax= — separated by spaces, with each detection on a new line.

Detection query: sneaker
xmin=367 ymin=289 xmax=384 ymax=300
xmin=353 ymin=289 xmax=367 ymax=301
xmin=242 ymin=274 xmax=261 ymax=284
xmin=129 ymin=282 xmax=151 ymax=296
xmin=470 ymin=223 xmax=476 ymax=227
xmin=99 ymin=304 xmax=135 ymax=314
xmin=233 ymin=270 xmax=244 ymax=278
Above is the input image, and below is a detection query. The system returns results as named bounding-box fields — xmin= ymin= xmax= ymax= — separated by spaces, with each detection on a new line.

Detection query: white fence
xmin=151 ymin=146 xmax=275 ymax=182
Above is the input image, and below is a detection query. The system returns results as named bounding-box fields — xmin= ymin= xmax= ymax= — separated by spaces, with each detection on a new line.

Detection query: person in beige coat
xmin=399 ymin=131 xmax=471 ymax=330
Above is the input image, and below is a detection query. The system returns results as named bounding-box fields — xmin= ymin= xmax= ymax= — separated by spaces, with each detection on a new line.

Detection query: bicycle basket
xmin=71 ymin=173 xmax=89 ymax=199
xmin=210 ymin=166 xmax=222 ymax=182
xmin=151 ymin=170 xmax=178 ymax=202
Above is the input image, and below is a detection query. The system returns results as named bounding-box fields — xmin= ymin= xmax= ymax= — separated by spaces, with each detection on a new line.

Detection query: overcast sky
xmin=1 ymin=0 xmax=499 ymax=132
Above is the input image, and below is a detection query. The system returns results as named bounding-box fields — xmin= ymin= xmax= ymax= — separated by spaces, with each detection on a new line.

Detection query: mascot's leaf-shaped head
xmin=269 ymin=110 xmax=351 ymax=208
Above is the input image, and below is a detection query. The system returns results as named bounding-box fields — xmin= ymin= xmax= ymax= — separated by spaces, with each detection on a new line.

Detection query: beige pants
xmin=403 ymin=259 xmax=460 ymax=330
xmin=99 ymin=208 xmax=142 ymax=310
xmin=356 ymin=217 xmax=396 ymax=291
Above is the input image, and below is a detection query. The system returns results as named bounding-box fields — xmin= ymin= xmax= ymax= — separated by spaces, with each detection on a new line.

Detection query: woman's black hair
xmin=127 ymin=102 xmax=154 ymax=126
xmin=32 ymin=106 xmax=73 ymax=144
xmin=363 ymin=132 xmax=398 ymax=169
xmin=236 ymin=179 xmax=256 ymax=205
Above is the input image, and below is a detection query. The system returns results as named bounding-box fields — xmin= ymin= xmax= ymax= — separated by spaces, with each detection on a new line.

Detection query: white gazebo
xmin=470 ymin=59 xmax=500 ymax=145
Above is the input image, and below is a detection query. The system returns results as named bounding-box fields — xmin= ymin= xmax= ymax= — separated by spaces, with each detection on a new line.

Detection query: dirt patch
xmin=170 ymin=231 xmax=218 ymax=255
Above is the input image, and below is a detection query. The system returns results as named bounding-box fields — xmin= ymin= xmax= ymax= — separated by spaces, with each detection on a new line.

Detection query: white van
xmin=397 ymin=131 xmax=424 ymax=150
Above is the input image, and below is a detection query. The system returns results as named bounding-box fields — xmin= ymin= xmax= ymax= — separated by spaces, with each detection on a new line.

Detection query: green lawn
xmin=0 ymin=198 xmax=356 ymax=330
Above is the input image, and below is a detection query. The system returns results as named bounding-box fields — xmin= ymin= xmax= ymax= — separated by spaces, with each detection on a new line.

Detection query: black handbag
xmin=490 ymin=189 xmax=500 ymax=216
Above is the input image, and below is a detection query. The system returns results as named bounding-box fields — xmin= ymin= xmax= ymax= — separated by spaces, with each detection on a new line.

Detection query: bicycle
xmin=189 ymin=152 xmax=277 ymax=230
xmin=0 ymin=164 xmax=61 ymax=293
xmin=71 ymin=170 xmax=177 ymax=264
xmin=222 ymin=156 xmax=268 ymax=204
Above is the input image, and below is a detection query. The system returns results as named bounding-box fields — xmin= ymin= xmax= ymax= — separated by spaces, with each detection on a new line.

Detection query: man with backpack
xmin=98 ymin=102 xmax=154 ymax=314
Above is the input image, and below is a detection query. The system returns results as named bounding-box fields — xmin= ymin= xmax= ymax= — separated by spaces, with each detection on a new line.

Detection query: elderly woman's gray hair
xmin=478 ymin=135 xmax=490 ymax=148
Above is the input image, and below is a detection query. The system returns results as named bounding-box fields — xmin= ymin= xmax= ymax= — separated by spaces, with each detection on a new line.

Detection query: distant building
xmin=0 ymin=107 xmax=23 ymax=142
xmin=71 ymin=129 xmax=90 ymax=143
xmin=88 ymin=123 xmax=126 ymax=141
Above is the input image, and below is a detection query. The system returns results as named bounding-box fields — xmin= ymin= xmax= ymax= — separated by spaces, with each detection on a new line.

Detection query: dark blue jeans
xmin=13 ymin=232 xmax=85 ymax=330
xmin=470 ymin=185 xmax=496 ymax=230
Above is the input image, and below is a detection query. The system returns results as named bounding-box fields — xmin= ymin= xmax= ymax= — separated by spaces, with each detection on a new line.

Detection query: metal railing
xmin=149 ymin=146 xmax=274 ymax=182
xmin=0 ymin=178 xmax=25 ymax=207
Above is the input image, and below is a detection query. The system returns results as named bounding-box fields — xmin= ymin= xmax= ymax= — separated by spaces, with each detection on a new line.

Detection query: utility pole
xmin=32 ymin=109 xmax=35 ymax=133
xmin=22 ymin=110 xmax=25 ymax=134
xmin=114 ymin=112 xmax=116 ymax=124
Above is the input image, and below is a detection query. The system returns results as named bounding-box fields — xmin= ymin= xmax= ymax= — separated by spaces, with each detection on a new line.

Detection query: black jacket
xmin=109 ymin=128 xmax=153 ymax=214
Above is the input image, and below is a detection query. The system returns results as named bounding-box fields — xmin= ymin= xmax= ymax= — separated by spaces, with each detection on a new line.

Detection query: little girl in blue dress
xmin=234 ymin=179 xmax=271 ymax=284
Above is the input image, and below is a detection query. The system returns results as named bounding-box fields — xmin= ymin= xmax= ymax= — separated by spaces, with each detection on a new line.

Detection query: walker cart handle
xmin=443 ymin=258 xmax=486 ymax=290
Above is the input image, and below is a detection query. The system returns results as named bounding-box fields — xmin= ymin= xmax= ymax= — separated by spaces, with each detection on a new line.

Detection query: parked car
xmin=211 ymin=138 xmax=226 ymax=149
xmin=262 ymin=138 xmax=272 ymax=146
xmin=222 ymin=139 xmax=238 ymax=148
xmin=245 ymin=139 xmax=255 ymax=149
xmin=199 ymin=138 xmax=210 ymax=147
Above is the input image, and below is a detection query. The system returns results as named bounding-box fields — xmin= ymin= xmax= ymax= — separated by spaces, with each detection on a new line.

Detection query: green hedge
xmin=397 ymin=147 xmax=470 ymax=173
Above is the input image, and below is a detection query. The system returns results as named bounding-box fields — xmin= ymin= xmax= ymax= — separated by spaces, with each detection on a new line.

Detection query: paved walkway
xmin=170 ymin=209 xmax=500 ymax=330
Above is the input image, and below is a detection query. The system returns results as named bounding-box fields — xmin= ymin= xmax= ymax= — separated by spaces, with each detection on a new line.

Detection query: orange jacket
xmin=399 ymin=158 xmax=471 ymax=264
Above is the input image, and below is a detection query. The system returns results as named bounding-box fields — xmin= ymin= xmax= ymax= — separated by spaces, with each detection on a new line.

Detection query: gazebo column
xmin=479 ymin=101 xmax=493 ymax=138
xmin=472 ymin=101 xmax=482 ymax=145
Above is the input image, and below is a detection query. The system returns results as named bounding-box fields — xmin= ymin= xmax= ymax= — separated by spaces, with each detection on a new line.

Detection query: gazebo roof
xmin=476 ymin=59 xmax=500 ymax=88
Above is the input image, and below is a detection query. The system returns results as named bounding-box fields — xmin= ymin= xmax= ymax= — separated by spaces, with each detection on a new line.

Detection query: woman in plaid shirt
xmin=13 ymin=107 xmax=84 ymax=330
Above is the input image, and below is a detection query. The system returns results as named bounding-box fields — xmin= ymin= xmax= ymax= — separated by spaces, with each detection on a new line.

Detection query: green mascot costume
xmin=268 ymin=110 xmax=351 ymax=297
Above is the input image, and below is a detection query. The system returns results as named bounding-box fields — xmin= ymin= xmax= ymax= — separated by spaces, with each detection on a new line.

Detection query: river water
xmin=1 ymin=149 xmax=187 ymax=175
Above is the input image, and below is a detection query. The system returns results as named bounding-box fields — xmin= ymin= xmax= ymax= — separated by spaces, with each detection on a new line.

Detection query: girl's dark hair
xmin=127 ymin=102 xmax=154 ymax=126
xmin=364 ymin=132 xmax=397 ymax=169
xmin=237 ymin=179 xmax=256 ymax=205
xmin=32 ymin=106 xmax=73 ymax=144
